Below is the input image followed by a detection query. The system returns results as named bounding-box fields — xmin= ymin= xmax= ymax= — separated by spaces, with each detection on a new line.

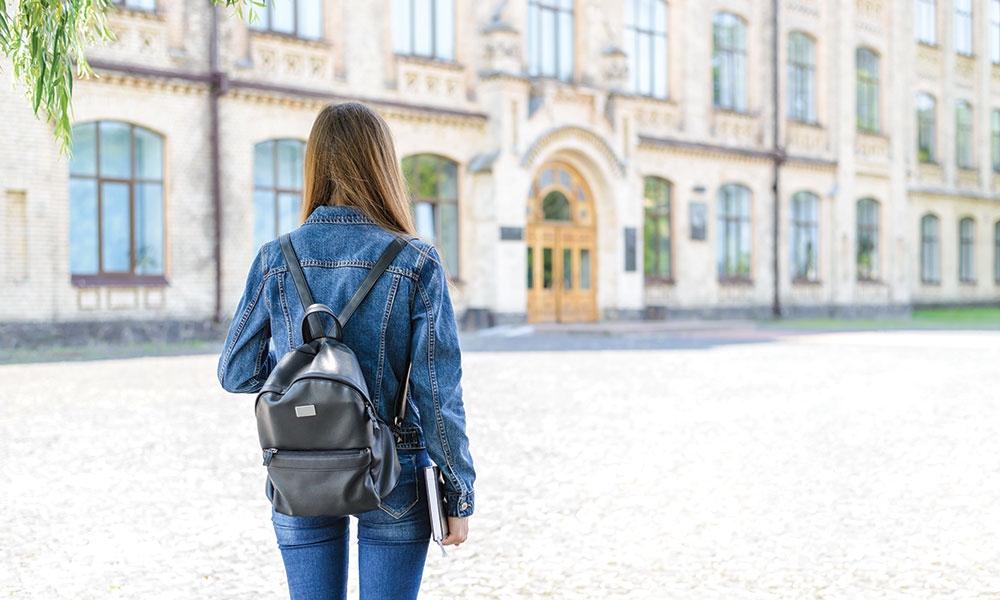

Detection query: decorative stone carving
xmin=918 ymin=162 xmax=943 ymax=184
xmin=787 ymin=121 xmax=828 ymax=155
xmin=955 ymin=55 xmax=975 ymax=85
xmin=250 ymin=37 xmax=331 ymax=82
xmin=713 ymin=111 xmax=760 ymax=146
xmin=602 ymin=45 xmax=628 ymax=93
xmin=396 ymin=57 xmax=466 ymax=104
xmin=787 ymin=0 xmax=820 ymax=16
xmin=916 ymin=44 xmax=941 ymax=79
xmin=856 ymin=0 xmax=883 ymax=21
xmin=482 ymin=19 xmax=521 ymax=75
xmin=631 ymin=100 xmax=680 ymax=136
xmin=957 ymin=168 xmax=980 ymax=189
xmin=855 ymin=132 xmax=889 ymax=161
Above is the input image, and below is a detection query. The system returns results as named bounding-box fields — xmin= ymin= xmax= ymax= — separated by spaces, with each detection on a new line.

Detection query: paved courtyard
xmin=3 ymin=327 xmax=1000 ymax=598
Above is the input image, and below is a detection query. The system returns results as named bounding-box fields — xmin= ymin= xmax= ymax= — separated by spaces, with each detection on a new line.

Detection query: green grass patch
xmin=762 ymin=305 xmax=1000 ymax=331
xmin=912 ymin=306 xmax=1000 ymax=323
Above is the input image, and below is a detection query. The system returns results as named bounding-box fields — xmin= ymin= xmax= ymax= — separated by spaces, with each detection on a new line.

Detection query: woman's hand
xmin=442 ymin=517 xmax=469 ymax=547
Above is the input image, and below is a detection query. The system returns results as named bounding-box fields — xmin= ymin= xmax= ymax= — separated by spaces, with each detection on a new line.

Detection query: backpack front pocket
xmin=265 ymin=449 xmax=380 ymax=517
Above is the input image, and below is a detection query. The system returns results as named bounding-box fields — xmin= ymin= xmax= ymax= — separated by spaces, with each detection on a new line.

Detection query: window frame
xmin=69 ymin=121 xmax=167 ymax=287
xmin=253 ymin=139 xmax=306 ymax=250
xmin=624 ymin=0 xmax=668 ymax=99
xmin=992 ymin=0 xmax=1000 ymax=63
xmin=712 ymin=12 xmax=748 ymax=113
xmin=994 ymin=220 xmax=1000 ymax=283
xmin=790 ymin=191 xmax=820 ymax=282
xmin=959 ymin=217 xmax=977 ymax=283
xmin=643 ymin=176 xmax=673 ymax=282
xmin=401 ymin=154 xmax=461 ymax=278
xmin=916 ymin=92 xmax=937 ymax=163
xmin=787 ymin=32 xmax=817 ymax=124
xmin=916 ymin=0 xmax=937 ymax=45
xmin=248 ymin=0 xmax=324 ymax=41
xmin=717 ymin=183 xmax=753 ymax=281
xmin=955 ymin=0 xmax=974 ymax=56
xmin=856 ymin=198 xmax=880 ymax=281
xmin=920 ymin=213 xmax=940 ymax=284
xmin=392 ymin=0 xmax=456 ymax=62
xmin=956 ymin=100 xmax=975 ymax=169
xmin=527 ymin=0 xmax=575 ymax=82
xmin=856 ymin=48 xmax=881 ymax=133
xmin=991 ymin=109 xmax=1000 ymax=172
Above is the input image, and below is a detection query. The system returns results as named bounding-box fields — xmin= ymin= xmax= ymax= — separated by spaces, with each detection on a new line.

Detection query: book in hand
xmin=422 ymin=464 xmax=450 ymax=557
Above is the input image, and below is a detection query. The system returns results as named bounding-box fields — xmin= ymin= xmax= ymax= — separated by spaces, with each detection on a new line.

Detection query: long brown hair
xmin=301 ymin=102 xmax=416 ymax=236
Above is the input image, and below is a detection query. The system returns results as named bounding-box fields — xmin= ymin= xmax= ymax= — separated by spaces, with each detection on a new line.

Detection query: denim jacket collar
xmin=303 ymin=205 xmax=376 ymax=226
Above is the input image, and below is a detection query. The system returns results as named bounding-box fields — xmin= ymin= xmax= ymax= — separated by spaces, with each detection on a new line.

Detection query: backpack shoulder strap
xmin=278 ymin=234 xmax=324 ymax=340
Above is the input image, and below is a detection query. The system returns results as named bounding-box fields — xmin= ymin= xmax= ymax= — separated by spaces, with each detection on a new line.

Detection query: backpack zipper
xmin=263 ymin=448 xmax=278 ymax=466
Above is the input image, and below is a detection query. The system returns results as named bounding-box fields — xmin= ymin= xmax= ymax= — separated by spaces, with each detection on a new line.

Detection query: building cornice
xmin=908 ymin=185 xmax=1000 ymax=202
xmin=522 ymin=125 xmax=625 ymax=176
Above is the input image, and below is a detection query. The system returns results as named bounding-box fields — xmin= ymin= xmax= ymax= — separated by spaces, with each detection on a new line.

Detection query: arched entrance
xmin=525 ymin=161 xmax=598 ymax=323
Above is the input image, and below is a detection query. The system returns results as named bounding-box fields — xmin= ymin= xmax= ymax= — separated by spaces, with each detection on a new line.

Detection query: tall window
xmin=956 ymin=101 xmax=974 ymax=169
xmin=955 ymin=0 xmax=974 ymax=55
xmin=248 ymin=0 xmax=322 ymax=40
xmin=69 ymin=122 xmax=165 ymax=282
xmin=856 ymin=48 xmax=880 ymax=132
xmin=994 ymin=221 xmax=1000 ymax=283
xmin=624 ymin=0 xmax=668 ymax=98
xmin=856 ymin=198 xmax=880 ymax=281
xmin=991 ymin=110 xmax=1000 ymax=171
xmin=643 ymin=177 xmax=672 ymax=280
xmin=920 ymin=214 xmax=940 ymax=284
xmin=114 ymin=0 xmax=156 ymax=10
xmin=916 ymin=0 xmax=937 ymax=44
xmin=402 ymin=155 xmax=459 ymax=275
xmin=959 ymin=217 xmax=976 ymax=282
xmin=992 ymin=0 xmax=1000 ymax=62
xmin=527 ymin=0 xmax=574 ymax=81
xmin=787 ymin=32 xmax=816 ymax=123
xmin=916 ymin=93 xmax=937 ymax=162
xmin=392 ymin=0 xmax=455 ymax=61
xmin=712 ymin=13 xmax=748 ymax=112
xmin=717 ymin=184 xmax=752 ymax=280
xmin=790 ymin=191 xmax=819 ymax=281
xmin=254 ymin=140 xmax=305 ymax=250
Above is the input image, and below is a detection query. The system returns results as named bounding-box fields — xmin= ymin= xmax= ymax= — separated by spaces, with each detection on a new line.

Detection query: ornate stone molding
xmin=787 ymin=0 xmax=820 ymax=16
xmin=712 ymin=111 xmax=761 ymax=146
xmin=957 ymin=168 xmax=980 ymax=189
xmin=955 ymin=55 xmax=976 ymax=86
xmin=917 ymin=162 xmax=943 ymax=184
xmin=855 ymin=131 xmax=889 ymax=161
xmin=521 ymin=126 xmax=624 ymax=176
xmin=249 ymin=34 xmax=333 ymax=84
xmin=396 ymin=57 xmax=467 ymax=105
xmin=786 ymin=121 xmax=828 ymax=156
xmin=916 ymin=44 xmax=941 ymax=79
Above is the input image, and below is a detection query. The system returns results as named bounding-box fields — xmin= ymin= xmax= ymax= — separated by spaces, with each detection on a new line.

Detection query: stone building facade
xmin=1 ymin=0 xmax=999 ymax=343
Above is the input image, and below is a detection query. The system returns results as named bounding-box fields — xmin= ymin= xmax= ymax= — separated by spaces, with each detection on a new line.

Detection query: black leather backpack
xmin=255 ymin=233 xmax=408 ymax=517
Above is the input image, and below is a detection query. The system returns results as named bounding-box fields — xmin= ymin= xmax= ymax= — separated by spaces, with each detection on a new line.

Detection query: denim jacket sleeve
xmin=410 ymin=247 xmax=476 ymax=518
xmin=218 ymin=246 xmax=276 ymax=393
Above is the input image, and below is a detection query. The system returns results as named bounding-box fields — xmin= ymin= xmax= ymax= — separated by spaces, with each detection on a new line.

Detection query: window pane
xmin=415 ymin=202 xmax=436 ymax=242
xmin=527 ymin=247 xmax=534 ymax=289
xmin=527 ymin=2 xmax=538 ymax=75
xmin=69 ymin=179 xmax=99 ymax=275
xmin=254 ymin=141 xmax=275 ymax=188
xmin=558 ymin=10 xmax=574 ymax=80
xmin=133 ymin=127 xmax=163 ymax=180
xmin=580 ymin=248 xmax=591 ymax=289
xmin=298 ymin=0 xmax=322 ymax=40
xmin=563 ymin=248 xmax=572 ymax=289
xmin=392 ymin=0 xmax=411 ymax=54
xmin=277 ymin=140 xmax=304 ymax=190
xmin=254 ymin=190 xmax=275 ymax=249
xmin=100 ymin=122 xmax=132 ymax=178
xmin=542 ymin=191 xmax=572 ymax=221
xmin=101 ymin=182 xmax=131 ymax=273
xmin=440 ymin=202 xmax=459 ymax=275
xmin=439 ymin=160 xmax=458 ymax=200
xmin=540 ymin=9 xmax=556 ymax=76
xmin=273 ymin=0 xmax=295 ymax=34
xmin=543 ymin=247 xmax=554 ymax=288
xmin=70 ymin=123 xmax=98 ymax=176
xmin=277 ymin=192 xmax=301 ymax=235
xmin=134 ymin=183 xmax=164 ymax=275
xmin=625 ymin=28 xmax=638 ymax=93
xmin=435 ymin=0 xmax=455 ymax=60
xmin=653 ymin=34 xmax=667 ymax=98
xmin=413 ymin=0 xmax=433 ymax=56
xmin=638 ymin=31 xmax=651 ymax=95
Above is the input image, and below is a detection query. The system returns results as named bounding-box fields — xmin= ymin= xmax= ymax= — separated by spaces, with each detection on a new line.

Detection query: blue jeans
xmin=271 ymin=450 xmax=432 ymax=600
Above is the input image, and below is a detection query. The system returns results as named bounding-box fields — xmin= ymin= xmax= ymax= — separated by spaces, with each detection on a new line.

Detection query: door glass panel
xmin=542 ymin=191 xmax=572 ymax=221
xmin=543 ymin=247 xmax=553 ymax=288
xmin=526 ymin=247 xmax=534 ymax=289
xmin=563 ymin=248 xmax=572 ymax=289
xmin=580 ymin=248 xmax=591 ymax=289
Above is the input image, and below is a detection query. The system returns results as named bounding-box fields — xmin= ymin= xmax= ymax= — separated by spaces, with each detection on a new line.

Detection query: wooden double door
xmin=525 ymin=162 xmax=597 ymax=323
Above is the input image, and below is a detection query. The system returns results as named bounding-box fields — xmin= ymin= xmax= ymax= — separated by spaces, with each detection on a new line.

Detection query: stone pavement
xmin=3 ymin=328 xmax=1000 ymax=598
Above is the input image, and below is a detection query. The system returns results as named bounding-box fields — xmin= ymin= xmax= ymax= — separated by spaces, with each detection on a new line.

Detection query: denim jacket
xmin=218 ymin=205 xmax=475 ymax=518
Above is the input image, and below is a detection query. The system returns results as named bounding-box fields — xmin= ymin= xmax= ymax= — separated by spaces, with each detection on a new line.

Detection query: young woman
xmin=218 ymin=102 xmax=475 ymax=600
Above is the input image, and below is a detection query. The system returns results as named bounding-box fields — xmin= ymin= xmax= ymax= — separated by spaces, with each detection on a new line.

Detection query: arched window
xmin=916 ymin=93 xmax=937 ymax=162
xmin=713 ymin=13 xmax=747 ymax=112
xmin=787 ymin=32 xmax=816 ymax=123
xmin=717 ymin=184 xmax=752 ymax=280
xmin=955 ymin=0 xmax=974 ymax=55
xmin=254 ymin=139 xmax=305 ymax=250
xmin=69 ymin=121 xmax=165 ymax=283
xmin=625 ymin=0 xmax=668 ymax=98
xmin=856 ymin=198 xmax=880 ymax=281
xmin=401 ymin=154 xmax=459 ymax=275
xmin=956 ymin=101 xmax=974 ymax=169
xmin=790 ymin=191 xmax=819 ymax=281
xmin=248 ymin=0 xmax=323 ymax=40
xmin=920 ymin=214 xmax=940 ymax=284
xmin=528 ymin=0 xmax=575 ymax=81
xmin=959 ymin=217 xmax=976 ymax=283
xmin=856 ymin=48 xmax=880 ymax=132
xmin=916 ymin=0 xmax=937 ymax=45
xmin=643 ymin=177 xmax=672 ymax=280
xmin=392 ymin=0 xmax=455 ymax=61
